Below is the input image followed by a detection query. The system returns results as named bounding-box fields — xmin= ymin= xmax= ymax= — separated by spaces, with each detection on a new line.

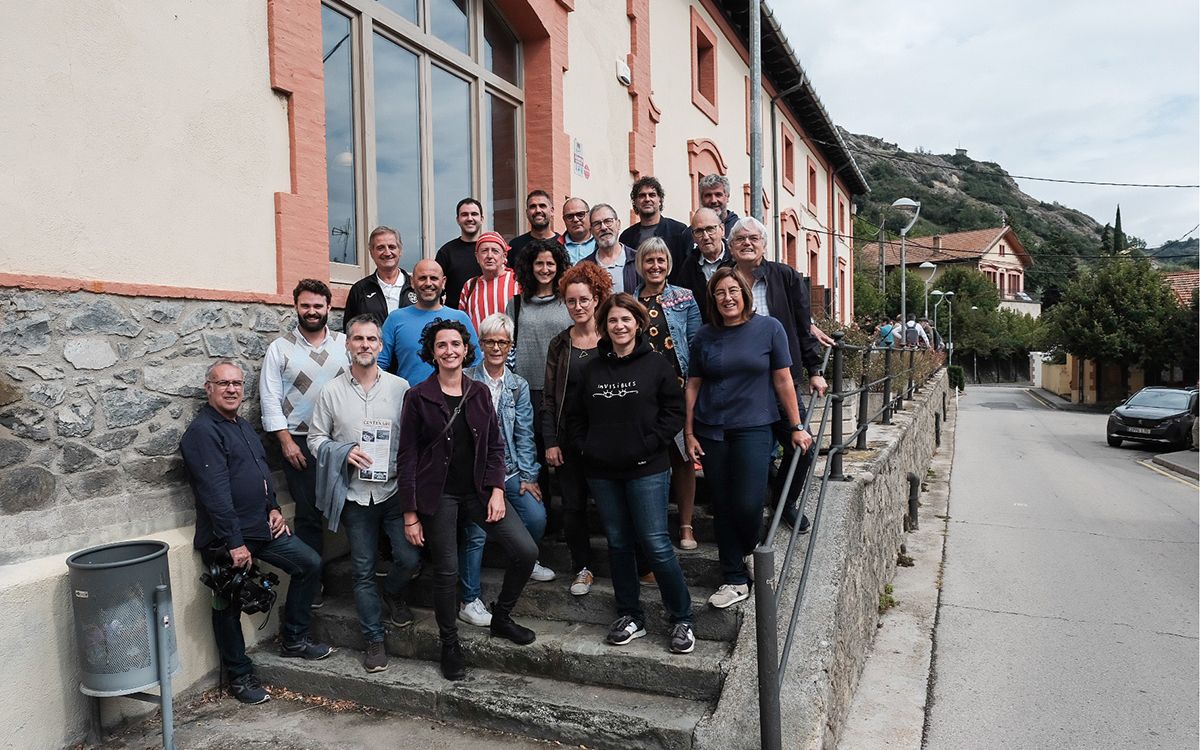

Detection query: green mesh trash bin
xmin=66 ymin=540 xmax=180 ymax=697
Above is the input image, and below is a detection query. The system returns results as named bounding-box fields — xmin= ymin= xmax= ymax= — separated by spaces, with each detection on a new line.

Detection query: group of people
xmin=871 ymin=314 xmax=943 ymax=350
xmin=180 ymin=174 xmax=829 ymax=705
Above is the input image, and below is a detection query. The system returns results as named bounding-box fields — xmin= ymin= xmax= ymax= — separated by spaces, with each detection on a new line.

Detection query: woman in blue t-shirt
xmin=684 ymin=268 xmax=813 ymax=610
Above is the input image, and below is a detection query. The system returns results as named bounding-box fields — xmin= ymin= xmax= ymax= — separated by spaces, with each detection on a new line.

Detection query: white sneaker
xmin=570 ymin=567 xmax=594 ymax=596
xmin=708 ymin=583 xmax=750 ymax=609
xmin=530 ymin=561 xmax=557 ymax=582
xmin=458 ymin=598 xmax=492 ymax=627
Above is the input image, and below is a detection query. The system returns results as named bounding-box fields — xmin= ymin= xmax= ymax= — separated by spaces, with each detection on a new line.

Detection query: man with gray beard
xmin=307 ymin=315 xmax=420 ymax=674
xmin=581 ymin=203 xmax=640 ymax=294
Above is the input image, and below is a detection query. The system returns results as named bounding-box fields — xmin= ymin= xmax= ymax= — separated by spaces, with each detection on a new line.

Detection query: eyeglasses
xmin=565 ymin=297 xmax=595 ymax=308
xmin=208 ymin=380 xmax=244 ymax=389
xmin=480 ymin=338 xmax=512 ymax=349
xmin=691 ymin=225 xmax=721 ymax=236
xmin=730 ymin=234 xmax=764 ymax=246
xmin=590 ymin=217 xmax=618 ymax=230
xmin=564 ymin=211 xmax=587 ymax=221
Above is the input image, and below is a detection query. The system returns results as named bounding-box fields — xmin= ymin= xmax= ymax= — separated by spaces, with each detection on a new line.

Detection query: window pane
xmin=322 ymin=6 xmax=357 ymax=265
xmin=483 ymin=3 xmax=519 ymax=85
xmin=486 ymin=94 xmax=518 ymax=238
xmin=376 ymin=0 xmax=417 ymax=24
xmin=431 ymin=0 xmax=469 ymax=54
xmin=373 ymin=35 xmax=423 ymax=269
xmin=431 ymin=66 xmax=472 ymax=246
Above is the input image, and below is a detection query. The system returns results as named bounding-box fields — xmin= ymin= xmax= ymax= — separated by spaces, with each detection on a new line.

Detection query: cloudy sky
xmin=773 ymin=0 xmax=1199 ymax=247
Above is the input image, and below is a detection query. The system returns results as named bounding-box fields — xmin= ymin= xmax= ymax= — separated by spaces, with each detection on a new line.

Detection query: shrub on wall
xmin=948 ymin=365 xmax=965 ymax=392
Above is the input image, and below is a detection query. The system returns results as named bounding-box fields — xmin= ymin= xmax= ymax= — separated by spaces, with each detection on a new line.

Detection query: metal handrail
xmin=754 ymin=334 xmax=944 ymax=750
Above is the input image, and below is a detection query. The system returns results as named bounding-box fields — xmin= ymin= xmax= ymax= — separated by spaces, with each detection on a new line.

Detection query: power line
xmin=819 ymin=138 xmax=1200 ymax=189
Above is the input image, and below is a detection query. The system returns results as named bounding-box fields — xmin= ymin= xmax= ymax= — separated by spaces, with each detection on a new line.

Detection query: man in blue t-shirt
xmin=378 ymin=259 xmax=481 ymax=383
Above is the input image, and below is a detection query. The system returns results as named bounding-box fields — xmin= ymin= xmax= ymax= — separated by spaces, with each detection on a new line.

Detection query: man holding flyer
xmin=308 ymin=314 xmax=420 ymax=674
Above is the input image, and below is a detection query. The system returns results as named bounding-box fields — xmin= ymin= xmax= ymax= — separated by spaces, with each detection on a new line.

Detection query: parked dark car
xmin=1106 ymin=387 xmax=1198 ymax=449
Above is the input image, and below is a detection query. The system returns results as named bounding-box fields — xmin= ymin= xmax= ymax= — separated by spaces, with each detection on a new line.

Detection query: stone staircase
xmin=254 ymin=505 xmax=744 ymax=750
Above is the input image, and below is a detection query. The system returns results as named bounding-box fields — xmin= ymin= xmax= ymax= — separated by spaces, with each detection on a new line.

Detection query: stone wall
xmin=695 ymin=370 xmax=948 ymax=749
xmin=0 ymin=287 xmax=300 ymax=564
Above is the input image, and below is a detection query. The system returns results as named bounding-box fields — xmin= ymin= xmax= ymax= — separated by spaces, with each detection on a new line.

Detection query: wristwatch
xmin=790 ymin=423 xmax=805 ymax=433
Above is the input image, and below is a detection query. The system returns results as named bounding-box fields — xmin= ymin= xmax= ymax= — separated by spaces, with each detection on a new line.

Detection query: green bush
xmin=948 ymin=365 xmax=965 ymax=391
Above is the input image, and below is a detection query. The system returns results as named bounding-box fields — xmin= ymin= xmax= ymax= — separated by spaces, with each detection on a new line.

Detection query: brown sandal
xmin=679 ymin=524 xmax=698 ymax=550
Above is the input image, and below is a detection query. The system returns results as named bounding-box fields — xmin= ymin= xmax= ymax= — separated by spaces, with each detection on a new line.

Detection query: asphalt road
xmin=925 ymin=386 xmax=1199 ymax=750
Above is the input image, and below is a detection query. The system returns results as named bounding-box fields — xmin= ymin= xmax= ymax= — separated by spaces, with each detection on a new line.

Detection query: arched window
xmin=322 ymin=0 xmax=523 ymax=282
xmin=779 ymin=209 xmax=801 ymax=269
xmin=687 ymin=138 xmax=729 ymax=215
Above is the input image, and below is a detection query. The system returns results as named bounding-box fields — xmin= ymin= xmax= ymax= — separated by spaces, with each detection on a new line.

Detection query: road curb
xmin=1151 ymin=451 xmax=1200 ymax=480
xmin=1024 ymin=388 xmax=1059 ymax=410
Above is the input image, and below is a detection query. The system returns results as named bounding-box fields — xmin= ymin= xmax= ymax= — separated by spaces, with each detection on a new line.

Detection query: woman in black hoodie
xmin=567 ymin=293 xmax=695 ymax=655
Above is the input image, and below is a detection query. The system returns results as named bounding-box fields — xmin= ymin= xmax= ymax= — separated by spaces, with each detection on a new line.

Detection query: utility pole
xmin=749 ymin=0 xmax=763 ymax=221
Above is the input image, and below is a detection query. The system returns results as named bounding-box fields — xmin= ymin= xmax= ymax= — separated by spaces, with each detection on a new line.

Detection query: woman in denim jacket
xmin=457 ymin=313 xmax=557 ymax=628
xmin=634 ymin=237 xmax=703 ymax=550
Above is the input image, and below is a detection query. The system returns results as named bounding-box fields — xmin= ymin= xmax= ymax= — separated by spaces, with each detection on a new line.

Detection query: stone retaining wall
xmin=0 ymin=287 xmax=299 ymax=563
xmin=696 ymin=370 xmax=948 ymax=749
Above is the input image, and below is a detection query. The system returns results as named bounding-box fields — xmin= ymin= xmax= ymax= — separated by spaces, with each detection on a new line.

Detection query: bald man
xmin=378 ymin=259 xmax=481 ymax=383
xmin=674 ymin=207 xmax=734 ymax=322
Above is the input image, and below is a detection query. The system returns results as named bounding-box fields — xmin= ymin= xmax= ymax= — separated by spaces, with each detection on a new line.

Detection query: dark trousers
xmin=341 ymin=498 xmax=422 ymax=642
xmin=202 ymin=534 xmax=320 ymax=679
xmin=279 ymin=434 xmax=324 ymax=558
xmin=699 ymin=425 xmax=774 ymax=585
xmin=771 ymin=395 xmax=813 ymax=525
xmin=421 ymin=493 xmax=538 ymax=643
xmin=556 ymin=447 xmax=593 ymax=573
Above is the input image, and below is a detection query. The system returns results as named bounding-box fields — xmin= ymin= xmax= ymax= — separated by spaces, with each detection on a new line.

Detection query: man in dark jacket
xmin=729 ymin=217 xmax=828 ymax=531
xmin=582 ymin=203 xmax=640 ymax=294
xmin=697 ymin=173 xmax=741 ymax=239
xmin=181 ymin=361 xmax=333 ymax=706
xmin=343 ymin=226 xmax=416 ymax=331
xmin=618 ymin=176 xmax=690 ymax=270
xmin=672 ymin=207 xmax=733 ymax=321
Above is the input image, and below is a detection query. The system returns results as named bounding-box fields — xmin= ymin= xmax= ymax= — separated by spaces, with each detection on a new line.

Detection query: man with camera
xmin=181 ymin=360 xmax=335 ymax=705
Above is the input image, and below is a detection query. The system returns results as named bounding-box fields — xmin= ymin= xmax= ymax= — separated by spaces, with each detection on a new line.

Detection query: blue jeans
xmin=459 ymin=475 xmax=546 ymax=603
xmin=202 ymin=533 xmax=320 ymax=679
xmin=588 ymin=471 xmax=692 ymax=625
xmin=280 ymin=435 xmax=324 ymax=558
xmin=341 ymin=498 xmax=422 ymax=642
xmin=699 ymin=425 xmax=774 ymax=585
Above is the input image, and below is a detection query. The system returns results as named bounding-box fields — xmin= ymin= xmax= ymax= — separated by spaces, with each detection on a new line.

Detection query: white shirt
xmin=376 ymin=270 xmax=406 ymax=313
xmin=480 ymin=367 xmax=505 ymax=410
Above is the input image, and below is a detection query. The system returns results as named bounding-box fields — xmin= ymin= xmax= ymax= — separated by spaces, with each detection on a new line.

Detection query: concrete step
xmin=308 ymin=596 xmax=728 ymax=701
xmin=323 ymin=563 xmax=742 ymax=641
xmin=484 ymin=535 xmax=724 ymax=590
xmin=254 ymin=647 xmax=708 ymax=750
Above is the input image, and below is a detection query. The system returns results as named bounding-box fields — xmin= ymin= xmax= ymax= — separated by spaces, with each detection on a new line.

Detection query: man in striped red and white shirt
xmin=459 ymin=231 xmax=521 ymax=333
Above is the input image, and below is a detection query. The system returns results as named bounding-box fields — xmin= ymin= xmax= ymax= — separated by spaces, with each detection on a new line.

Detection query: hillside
xmin=842 ymin=130 xmax=1109 ymax=295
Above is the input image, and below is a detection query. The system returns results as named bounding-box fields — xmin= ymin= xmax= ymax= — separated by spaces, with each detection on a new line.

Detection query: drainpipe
xmin=769 ymin=78 xmax=807 ymax=262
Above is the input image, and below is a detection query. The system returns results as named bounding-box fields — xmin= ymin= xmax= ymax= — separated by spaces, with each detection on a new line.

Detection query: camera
xmin=200 ymin=553 xmax=280 ymax=615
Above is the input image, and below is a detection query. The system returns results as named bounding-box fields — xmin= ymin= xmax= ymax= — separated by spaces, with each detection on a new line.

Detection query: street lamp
xmin=891 ymin=198 xmax=921 ymax=328
xmin=919 ymin=261 xmax=937 ymax=318
xmin=932 ymin=290 xmax=954 ymax=349
xmin=945 ymin=295 xmax=954 ymax=365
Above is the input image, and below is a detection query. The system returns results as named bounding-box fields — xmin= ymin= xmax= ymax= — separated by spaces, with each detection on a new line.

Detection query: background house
xmin=871 ymin=225 xmax=1039 ymax=317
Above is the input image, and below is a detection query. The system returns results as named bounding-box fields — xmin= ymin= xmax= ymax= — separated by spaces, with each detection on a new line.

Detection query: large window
xmin=322 ymin=0 xmax=523 ymax=282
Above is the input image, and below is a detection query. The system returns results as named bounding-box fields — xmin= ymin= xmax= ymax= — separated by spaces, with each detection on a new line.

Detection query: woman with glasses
xmin=565 ymin=293 xmax=693 ymax=654
xmin=398 ymin=319 xmax=539 ymax=681
xmin=456 ymin=313 xmax=556 ymax=629
xmin=543 ymin=261 xmax=612 ymax=596
xmin=683 ymin=268 xmax=811 ymax=610
xmin=634 ymin=237 xmax=702 ymax=551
